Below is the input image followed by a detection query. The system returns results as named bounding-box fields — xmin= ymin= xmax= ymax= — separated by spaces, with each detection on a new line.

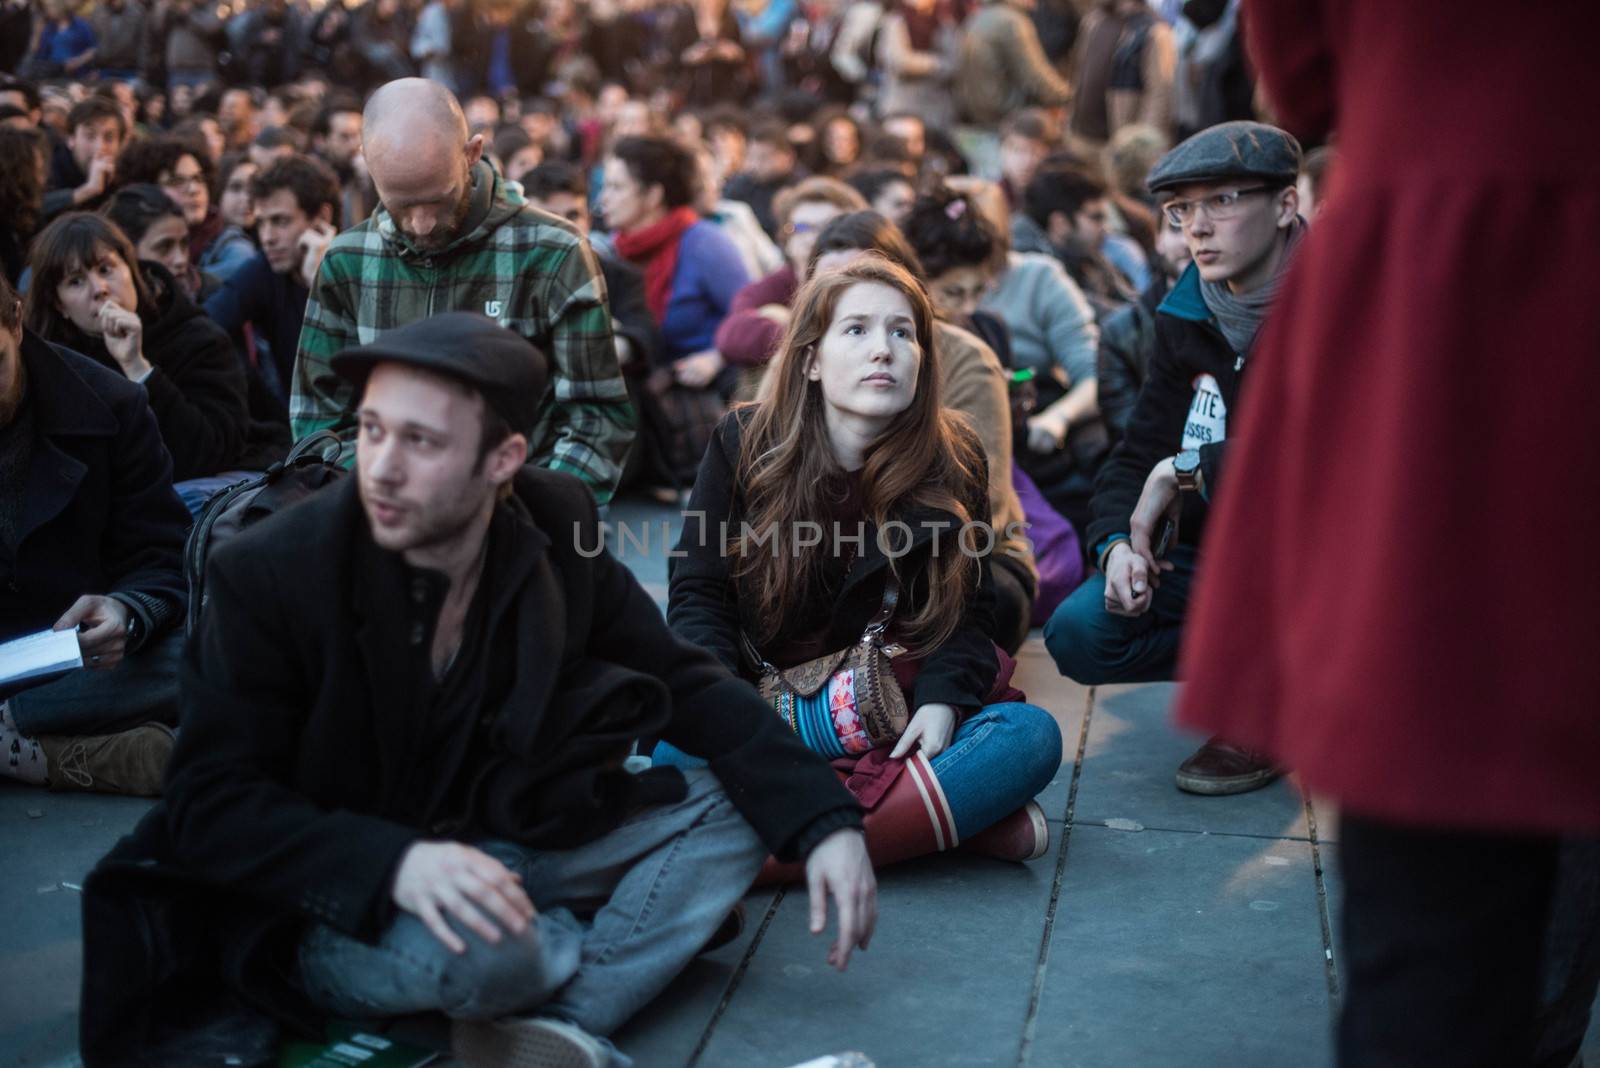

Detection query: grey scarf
xmin=1200 ymin=219 xmax=1306 ymax=356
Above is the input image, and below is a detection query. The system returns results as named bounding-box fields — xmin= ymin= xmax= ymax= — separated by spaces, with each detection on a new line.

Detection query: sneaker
xmin=1174 ymin=737 xmax=1281 ymax=796
xmin=37 ymin=723 xmax=175 ymax=796
xmin=453 ymin=1016 xmax=610 ymax=1068
xmin=960 ymin=800 xmax=1050 ymax=862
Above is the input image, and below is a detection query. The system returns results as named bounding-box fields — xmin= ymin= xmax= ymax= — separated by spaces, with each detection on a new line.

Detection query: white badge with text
xmin=1181 ymin=373 xmax=1227 ymax=450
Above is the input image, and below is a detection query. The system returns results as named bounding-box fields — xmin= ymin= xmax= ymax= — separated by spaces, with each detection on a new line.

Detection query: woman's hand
xmin=673 ymin=349 xmax=726 ymax=389
xmin=97 ymin=302 xmax=151 ymax=380
xmin=891 ymin=703 xmax=958 ymax=760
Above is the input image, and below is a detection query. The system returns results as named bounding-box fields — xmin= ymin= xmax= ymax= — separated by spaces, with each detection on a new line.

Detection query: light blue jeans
xmin=294 ymin=768 xmax=766 ymax=1065
xmin=655 ymin=701 xmax=1062 ymax=840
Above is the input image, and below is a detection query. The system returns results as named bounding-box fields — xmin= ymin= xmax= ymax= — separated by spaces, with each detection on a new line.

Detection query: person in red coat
xmin=1174 ymin=2 xmax=1600 ymax=1065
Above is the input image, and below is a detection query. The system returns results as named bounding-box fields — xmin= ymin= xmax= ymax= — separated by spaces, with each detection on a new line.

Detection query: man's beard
xmin=404 ymin=179 xmax=475 ymax=254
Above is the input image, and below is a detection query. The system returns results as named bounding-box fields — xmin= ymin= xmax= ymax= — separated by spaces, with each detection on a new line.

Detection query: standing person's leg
xmin=1337 ymin=815 xmax=1560 ymax=1068
xmin=1043 ymin=544 xmax=1197 ymax=685
xmin=1532 ymin=838 xmax=1600 ymax=1068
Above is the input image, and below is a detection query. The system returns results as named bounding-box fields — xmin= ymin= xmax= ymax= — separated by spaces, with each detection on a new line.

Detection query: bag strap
xmin=285 ymin=429 xmax=343 ymax=467
xmin=863 ymin=567 xmax=900 ymax=639
xmin=740 ymin=566 xmax=903 ymax=675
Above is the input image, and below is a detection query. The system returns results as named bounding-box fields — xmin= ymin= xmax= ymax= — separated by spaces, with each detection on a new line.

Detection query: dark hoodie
xmin=52 ymin=261 xmax=260 ymax=481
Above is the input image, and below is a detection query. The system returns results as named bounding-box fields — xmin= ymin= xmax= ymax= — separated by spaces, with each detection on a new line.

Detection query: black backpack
xmin=182 ymin=432 xmax=346 ymax=636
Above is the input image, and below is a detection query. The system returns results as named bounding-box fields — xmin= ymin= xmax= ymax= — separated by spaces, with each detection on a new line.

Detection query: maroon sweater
xmin=713 ymin=263 xmax=797 ymax=367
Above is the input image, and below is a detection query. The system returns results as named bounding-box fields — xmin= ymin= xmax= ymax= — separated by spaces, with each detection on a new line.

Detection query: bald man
xmin=289 ymin=78 xmax=635 ymax=506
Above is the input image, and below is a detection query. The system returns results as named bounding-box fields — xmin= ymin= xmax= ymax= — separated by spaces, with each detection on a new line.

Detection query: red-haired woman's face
xmin=807 ymin=281 xmax=922 ymax=431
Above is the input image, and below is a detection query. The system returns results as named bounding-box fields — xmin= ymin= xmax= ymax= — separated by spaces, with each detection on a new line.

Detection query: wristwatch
xmin=1173 ymin=449 xmax=1203 ymax=494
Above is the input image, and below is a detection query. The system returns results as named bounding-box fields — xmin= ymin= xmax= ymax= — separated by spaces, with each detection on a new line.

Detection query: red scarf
xmin=612 ymin=206 xmax=701 ymax=325
xmin=188 ymin=208 xmax=224 ymax=265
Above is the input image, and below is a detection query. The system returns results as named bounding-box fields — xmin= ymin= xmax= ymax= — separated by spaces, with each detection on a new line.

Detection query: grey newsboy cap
xmin=1146 ymin=120 xmax=1303 ymax=195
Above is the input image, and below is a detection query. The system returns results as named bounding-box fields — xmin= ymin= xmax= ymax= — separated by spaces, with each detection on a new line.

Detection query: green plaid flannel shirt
xmin=289 ymin=161 xmax=635 ymax=506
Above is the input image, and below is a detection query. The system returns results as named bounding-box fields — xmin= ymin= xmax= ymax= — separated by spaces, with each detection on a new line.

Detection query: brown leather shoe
xmin=38 ymin=723 xmax=175 ymax=796
xmin=960 ymin=800 xmax=1051 ymax=862
xmin=1174 ymin=737 xmax=1280 ymax=796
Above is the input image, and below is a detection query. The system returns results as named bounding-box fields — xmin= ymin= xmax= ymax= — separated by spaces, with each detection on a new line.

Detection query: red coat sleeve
xmin=713 ymin=266 xmax=796 ymax=368
xmin=1242 ymin=0 xmax=1339 ymax=141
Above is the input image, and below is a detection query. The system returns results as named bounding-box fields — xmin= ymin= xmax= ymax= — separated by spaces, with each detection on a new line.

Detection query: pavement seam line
xmin=685 ymin=889 xmax=787 ymax=1067
xmin=1017 ymin=683 xmax=1095 ymax=1067
xmin=1075 ymin=821 xmax=1318 ymax=844
xmin=1303 ymin=798 xmax=1342 ymax=1006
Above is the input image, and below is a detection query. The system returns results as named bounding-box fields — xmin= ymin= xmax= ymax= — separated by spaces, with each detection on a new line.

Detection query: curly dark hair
xmin=116 ymin=134 xmax=217 ymax=194
xmin=0 ymin=125 xmax=47 ymax=240
xmin=900 ymin=185 xmax=1004 ymax=279
xmin=1022 ymin=165 xmax=1108 ymax=231
xmin=251 ymin=154 xmax=341 ymax=222
xmin=608 ymin=136 xmax=698 ymax=210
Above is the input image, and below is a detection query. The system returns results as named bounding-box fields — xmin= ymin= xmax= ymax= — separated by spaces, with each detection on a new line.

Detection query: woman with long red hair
xmin=666 ymin=254 xmax=1062 ymax=875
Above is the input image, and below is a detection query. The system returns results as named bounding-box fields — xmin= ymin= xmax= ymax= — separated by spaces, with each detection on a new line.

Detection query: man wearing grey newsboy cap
xmin=1044 ymin=120 xmax=1308 ymax=797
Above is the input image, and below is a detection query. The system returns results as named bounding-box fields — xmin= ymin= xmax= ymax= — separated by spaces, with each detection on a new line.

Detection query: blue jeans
xmin=5 ymin=630 xmax=182 ymax=736
xmin=1043 ymin=543 xmax=1198 ymax=685
xmin=174 ymin=471 xmax=258 ymax=518
xmin=655 ymin=701 xmax=1061 ymax=841
xmin=294 ymin=768 xmax=765 ymax=1063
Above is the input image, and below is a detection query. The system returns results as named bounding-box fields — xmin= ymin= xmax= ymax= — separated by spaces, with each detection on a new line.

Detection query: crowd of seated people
xmin=28 ymin=7 xmax=1587 ymax=1068
xmin=0 ymin=0 xmax=1275 ymax=802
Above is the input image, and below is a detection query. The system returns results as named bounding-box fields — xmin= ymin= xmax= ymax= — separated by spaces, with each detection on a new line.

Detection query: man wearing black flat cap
xmin=1044 ymin=120 xmax=1306 ymax=796
xmin=79 ymin=312 xmax=876 ymax=1068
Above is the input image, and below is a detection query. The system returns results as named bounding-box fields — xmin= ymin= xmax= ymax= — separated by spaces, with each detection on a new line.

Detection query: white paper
xmin=0 ymin=629 xmax=84 ymax=687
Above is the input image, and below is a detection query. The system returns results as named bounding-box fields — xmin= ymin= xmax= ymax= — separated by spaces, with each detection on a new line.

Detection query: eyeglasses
xmin=162 ymin=174 xmax=207 ymax=190
xmin=1163 ymin=186 xmax=1274 ymax=227
xmin=783 ymin=221 xmax=822 ymax=238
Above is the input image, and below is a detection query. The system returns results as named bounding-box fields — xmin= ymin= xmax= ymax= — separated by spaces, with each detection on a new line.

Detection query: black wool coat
xmin=668 ymin=411 xmax=1002 ymax=712
xmin=0 ymin=332 xmax=188 ymax=647
xmin=80 ymin=466 xmax=859 ymax=1064
xmin=53 ymin=261 xmax=252 ymax=482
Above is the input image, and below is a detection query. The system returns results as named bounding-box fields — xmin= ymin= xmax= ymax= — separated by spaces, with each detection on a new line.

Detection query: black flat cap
xmin=331 ymin=312 xmax=549 ymax=435
xmin=1146 ymin=120 xmax=1303 ymax=195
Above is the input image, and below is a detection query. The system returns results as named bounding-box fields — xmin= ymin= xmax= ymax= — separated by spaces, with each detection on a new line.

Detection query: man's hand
xmin=1128 ymin=456 xmax=1182 ymax=575
xmin=53 ymin=595 xmax=131 ymax=669
xmin=392 ymin=842 xmax=535 ymax=955
xmin=1102 ymin=541 xmax=1153 ymax=618
xmin=805 ymin=829 xmax=876 ymax=971
xmin=97 ymin=302 xmax=151 ymax=379
xmin=298 ymin=220 xmax=337 ymax=290
xmin=74 ymin=155 xmax=116 ymax=205
xmin=1025 ymin=410 xmax=1069 ymax=454
xmin=890 ymin=703 xmax=957 ymax=760
xmin=673 ymin=349 xmax=725 ymax=389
